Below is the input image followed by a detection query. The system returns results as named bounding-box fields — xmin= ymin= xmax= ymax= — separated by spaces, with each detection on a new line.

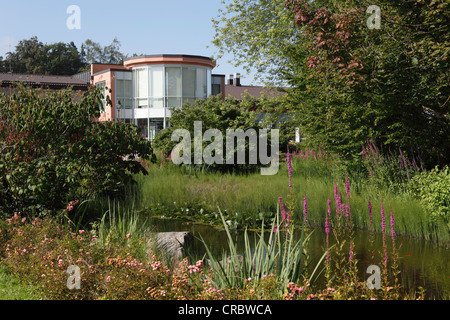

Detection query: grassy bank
xmin=136 ymin=152 xmax=448 ymax=242
xmin=0 ymin=265 xmax=40 ymax=300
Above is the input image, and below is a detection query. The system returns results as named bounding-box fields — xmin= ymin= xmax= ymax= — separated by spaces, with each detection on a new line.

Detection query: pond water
xmin=149 ymin=217 xmax=449 ymax=300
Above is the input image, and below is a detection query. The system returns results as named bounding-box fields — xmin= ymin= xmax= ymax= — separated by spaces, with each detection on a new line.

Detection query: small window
xmin=95 ymin=81 xmax=106 ymax=112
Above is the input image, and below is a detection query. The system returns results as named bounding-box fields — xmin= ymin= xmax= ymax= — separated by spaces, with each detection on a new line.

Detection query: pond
xmin=149 ymin=217 xmax=449 ymax=300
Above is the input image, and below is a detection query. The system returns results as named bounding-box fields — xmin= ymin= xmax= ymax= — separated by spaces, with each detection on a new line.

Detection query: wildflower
xmin=326 ymin=198 xmax=331 ymax=234
xmin=282 ymin=204 xmax=287 ymax=222
xmin=262 ymin=275 xmax=267 ymax=279
xmin=78 ymin=230 xmax=85 ymax=234
xmin=381 ymin=198 xmax=388 ymax=266
xmin=287 ymin=151 xmax=292 ymax=189
xmin=325 ymin=197 xmax=331 ymax=263
xmin=126 ymin=233 xmax=132 ymax=239
xmin=389 ymin=205 xmax=395 ymax=242
xmin=303 ymin=193 xmax=308 ymax=223
xmin=345 ymin=177 xmax=351 ymax=199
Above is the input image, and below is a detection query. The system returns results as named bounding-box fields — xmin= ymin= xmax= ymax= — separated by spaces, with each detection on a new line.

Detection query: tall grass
xmin=95 ymin=200 xmax=153 ymax=260
xmin=201 ymin=207 xmax=327 ymax=293
xmin=136 ymin=153 xmax=444 ymax=241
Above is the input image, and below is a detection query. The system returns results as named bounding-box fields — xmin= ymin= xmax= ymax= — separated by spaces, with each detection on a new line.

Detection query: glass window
xmin=137 ymin=118 xmax=148 ymax=138
xmin=134 ymin=68 xmax=148 ymax=98
xmin=150 ymin=98 xmax=164 ymax=109
xmin=95 ymin=81 xmax=106 ymax=112
xmin=182 ymin=67 xmax=196 ymax=97
xmin=116 ymin=79 xmax=132 ymax=108
xmin=150 ymin=67 xmax=164 ymax=98
xmin=166 ymin=97 xmax=181 ymax=109
xmin=166 ymin=67 xmax=181 ymax=97
xmin=207 ymin=69 xmax=212 ymax=96
xmin=120 ymin=98 xmax=132 ymax=109
xmin=116 ymin=80 xmax=124 ymax=98
xmin=182 ymin=97 xmax=196 ymax=106
xmin=196 ymin=68 xmax=207 ymax=98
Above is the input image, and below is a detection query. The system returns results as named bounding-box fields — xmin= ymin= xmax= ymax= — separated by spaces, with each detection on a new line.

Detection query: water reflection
xmin=149 ymin=217 xmax=449 ymax=299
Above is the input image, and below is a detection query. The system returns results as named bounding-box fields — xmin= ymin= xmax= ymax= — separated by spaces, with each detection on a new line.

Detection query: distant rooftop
xmin=0 ymin=73 xmax=90 ymax=90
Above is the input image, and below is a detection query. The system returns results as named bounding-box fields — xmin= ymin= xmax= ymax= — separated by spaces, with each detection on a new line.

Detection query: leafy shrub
xmin=409 ymin=166 xmax=450 ymax=227
xmin=152 ymin=94 xmax=291 ymax=174
xmin=0 ymin=84 xmax=154 ymax=218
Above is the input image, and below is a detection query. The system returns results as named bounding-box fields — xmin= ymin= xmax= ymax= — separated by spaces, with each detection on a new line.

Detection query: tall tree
xmin=284 ymin=0 xmax=449 ymax=165
xmin=81 ymin=37 xmax=125 ymax=65
xmin=212 ymin=0 xmax=302 ymax=85
xmin=2 ymin=36 xmax=85 ymax=75
xmin=213 ymin=0 xmax=449 ymax=166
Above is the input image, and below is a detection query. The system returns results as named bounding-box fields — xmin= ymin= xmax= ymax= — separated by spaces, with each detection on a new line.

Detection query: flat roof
xmin=124 ymin=54 xmax=214 ymax=62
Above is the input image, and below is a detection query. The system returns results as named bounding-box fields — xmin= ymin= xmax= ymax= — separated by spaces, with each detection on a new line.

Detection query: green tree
xmin=284 ymin=0 xmax=449 ymax=165
xmin=81 ymin=37 xmax=125 ymax=66
xmin=213 ymin=0 xmax=449 ymax=166
xmin=43 ymin=41 xmax=85 ymax=75
xmin=0 ymin=84 xmax=154 ymax=218
xmin=2 ymin=36 xmax=85 ymax=75
xmin=212 ymin=0 xmax=302 ymax=85
xmin=153 ymin=95 xmax=286 ymax=173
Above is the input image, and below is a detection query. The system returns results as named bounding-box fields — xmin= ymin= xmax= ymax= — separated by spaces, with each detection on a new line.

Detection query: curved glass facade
xmin=132 ymin=64 xmax=211 ymax=110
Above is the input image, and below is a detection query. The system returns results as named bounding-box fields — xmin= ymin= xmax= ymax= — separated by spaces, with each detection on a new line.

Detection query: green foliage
xmin=153 ymin=95 xmax=289 ymax=174
xmin=80 ymin=37 xmax=126 ymax=66
xmin=0 ymin=36 xmax=85 ymax=75
xmin=0 ymin=264 xmax=40 ymax=300
xmin=0 ymin=84 xmax=154 ymax=218
xmin=409 ymin=166 xmax=450 ymax=228
xmin=212 ymin=0 xmax=302 ymax=85
xmin=284 ymin=0 xmax=450 ymax=166
xmin=214 ymin=0 xmax=449 ymax=166
xmin=200 ymin=208 xmax=324 ymax=294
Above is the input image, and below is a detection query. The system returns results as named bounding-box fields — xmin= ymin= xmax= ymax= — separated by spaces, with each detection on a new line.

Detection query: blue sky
xmin=0 ymin=0 xmax=262 ymax=84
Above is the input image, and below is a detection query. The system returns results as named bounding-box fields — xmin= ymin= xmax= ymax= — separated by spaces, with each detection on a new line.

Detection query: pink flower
xmin=126 ymin=233 xmax=131 ymax=239
xmin=390 ymin=205 xmax=395 ymax=242
xmin=78 ymin=230 xmax=85 ymax=234
xmin=303 ymin=193 xmax=308 ymax=223
xmin=345 ymin=177 xmax=351 ymax=199
xmin=287 ymin=151 xmax=292 ymax=189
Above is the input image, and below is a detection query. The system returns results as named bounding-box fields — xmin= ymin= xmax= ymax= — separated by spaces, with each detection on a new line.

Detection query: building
xmin=89 ymin=55 xmax=285 ymax=140
xmin=1 ymin=54 xmax=285 ymax=140
xmin=90 ymin=54 xmax=227 ymax=140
